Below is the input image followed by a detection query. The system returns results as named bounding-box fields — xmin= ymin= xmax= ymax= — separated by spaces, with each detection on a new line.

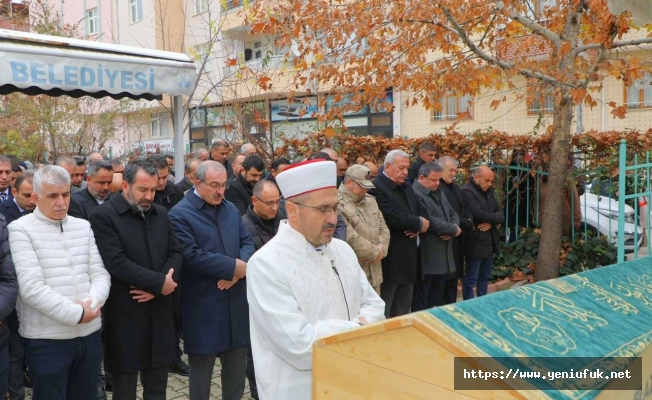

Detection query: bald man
xmin=320 ymin=148 xmax=338 ymax=163
xmin=460 ymin=166 xmax=503 ymax=300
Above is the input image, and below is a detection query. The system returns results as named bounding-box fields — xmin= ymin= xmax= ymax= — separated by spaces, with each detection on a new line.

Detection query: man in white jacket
xmin=247 ymin=159 xmax=386 ymax=400
xmin=8 ymin=165 xmax=111 ymax=400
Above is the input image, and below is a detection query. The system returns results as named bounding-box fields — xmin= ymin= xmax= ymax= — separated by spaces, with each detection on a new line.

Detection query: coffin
xmin=313 ymin=258 xmax=652 ymax=399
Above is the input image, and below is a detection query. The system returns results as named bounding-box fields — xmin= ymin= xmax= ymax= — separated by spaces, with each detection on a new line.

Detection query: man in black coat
xmin=407 ymin=141 xmax=437 ymax=185
xmin=89 ymin=161 xmax=183 ymax=399
xmin=0 ymin=172 xmax=32 ymax=400
xmin=209 ymin=140 xmax=235 ymax=180
xmin=368 ymin=149 xmax=430 ymax=318
xmin=68 ymin=160 xmax=113 ymax=221
xmin=0 ymin=156 xmax=13 ymax=204
xmin=240 ymin=180 xmax=281 ymax=400
xmin=437 ymin=156 xmax=474 ymax=305
xmin=176 ymin=158 xmax=200 ymax=194
xmin=225 ymin=155 xmax=265 ymax=216
xmin=461 ymin=165 xmax=504 ymax=300
xmin=0 ymin=215 xmax=18 ymax=398
xmin=147 ymin=155 xmax=184 ymax=212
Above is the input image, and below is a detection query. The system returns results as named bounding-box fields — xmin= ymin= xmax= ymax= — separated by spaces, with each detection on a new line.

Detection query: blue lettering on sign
xmin=135 ymin=72 xmax=147 ymax=90
xmin=31 ymin=63 xmax=46 ymax=84
xmin=10 ymin=61 xmax=28 ymax=81
xmin=121 ymin=71 xmax=133 ymax=90
xmin=80 ymin=67 xmax=95 ymax=87
xmin=64 ymin=66 xmax=78 ymax=86
xmin=8 ymin=60 xmax=160 ymax=92
xmin=48 ymin=65 xmax=63 ymax=85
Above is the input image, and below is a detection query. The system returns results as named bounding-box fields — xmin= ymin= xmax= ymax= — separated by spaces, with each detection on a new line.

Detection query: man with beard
xmin=169 ymin=161 xmax=255 ymax=400
xmin=89 ymin=161 xmax=182 ymax=400
xmin=68 ymin=161 xmax=113 ymax=221
xmin=73 ymin=157 xmax=87 ymax=191
xmin=247 ymin=159 xmax=385 ymax=399
xmin=436 ymin=156 xmax=474 ymax=305
xmin=225 ymin=154 xmax=265 ymax=215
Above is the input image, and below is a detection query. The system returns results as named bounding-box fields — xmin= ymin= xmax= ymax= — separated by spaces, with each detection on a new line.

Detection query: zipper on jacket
xmin=60 ymin=221 xmax=63 ymax=232
xmin=60 ymin=221 xmax=81 ymax=328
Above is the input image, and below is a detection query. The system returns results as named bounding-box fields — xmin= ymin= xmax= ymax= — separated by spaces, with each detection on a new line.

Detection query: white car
xmin=579 ymin=191 xmax=644 ymax=253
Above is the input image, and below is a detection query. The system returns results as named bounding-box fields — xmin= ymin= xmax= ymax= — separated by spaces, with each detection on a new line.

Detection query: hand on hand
xmin=234 ymin=259 xmax=247 ymax=279
xmin=477 ymin=223 xmax=492 ymax=232
xmin=78 ymin=299 xmax=101 ymax=324
xmin=455 ymin=226 xmax=462 ymax=237
xmin=218 ymin=276 xmax=240 ymax=290
xmin=420 ymin=217 xmax=430 ymax=233
xmin=373 ymin=244 xmax=384 ymax=262
xmin=359 ymin=317 xmax=369 ymax=325
xmin=130 ymin=288 xmax=155 ymax=303
xmin=161 ymin=268 xmax=177 ymax=296
xmin=404 ymin=231 xmax=418 ymax=239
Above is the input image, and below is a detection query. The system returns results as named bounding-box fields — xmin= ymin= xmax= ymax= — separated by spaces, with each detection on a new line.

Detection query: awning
xmin=0 ymin=29 xmax=197 ymax=101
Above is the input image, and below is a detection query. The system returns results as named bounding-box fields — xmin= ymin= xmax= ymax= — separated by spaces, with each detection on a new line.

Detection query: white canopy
xmin=0 ymin=29 xmax=196 ymax=100
xmin=0 ymin=29 xmax=196 ymax=176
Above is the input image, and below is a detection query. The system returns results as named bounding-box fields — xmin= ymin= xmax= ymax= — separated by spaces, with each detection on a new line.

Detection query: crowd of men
xmin=0 ymin=139 xmax=505 ymax=400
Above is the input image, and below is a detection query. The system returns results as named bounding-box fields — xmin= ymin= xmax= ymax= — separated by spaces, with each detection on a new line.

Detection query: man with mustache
xmin=169 ymin=161 xmax=255 ymax=400
xmin=247 ymin=159 xmax=385 ymax=400
xmin=89 ymin=161 xmax=182 ymax=399
xmin=68 ymin=160 xmax=113 ymax=221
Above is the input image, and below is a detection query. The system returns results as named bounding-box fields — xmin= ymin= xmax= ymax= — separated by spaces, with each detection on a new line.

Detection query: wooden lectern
xmin=313 ymin=258 xmax=652 ymax=399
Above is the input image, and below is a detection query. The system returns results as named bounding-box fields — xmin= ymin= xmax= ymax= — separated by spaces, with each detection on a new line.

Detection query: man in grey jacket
xmin=411 ymin=162 xmax=461 ymax=311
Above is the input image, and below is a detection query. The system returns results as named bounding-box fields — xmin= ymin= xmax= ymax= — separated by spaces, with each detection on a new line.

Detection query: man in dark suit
xmin=407 ymin=141 xmax=437 ymax=184
xmin=437 ymin=156 xmax=474 ymax=305
xmin=225 ymin=155 xmax=265 ymax=215
xmin=0 ymin=172 xmax=35 ymax=225
xmin=0 ymin=156 xmax=13 ymax=204
xmin=147 ymin=155 xmax=184 ymax=212
xmin=461 ymin=166 xmax=504 ymax=300
xmin=209 ymin=140 xmax=235 ymax=180
xmin=176 ymin=158 xmax=201 ymax=193
xmin=411 ymin=163 xmax=461 ymax=311
xmin=0 ymin=171 xmax=33 ymax=400
xmin=68 ymin=160 xmax=113 ymax=221
xmin=368 ymin=149 xmax=430 ymax=318
xmin=89 ymin=161 xmax=183 ymax=399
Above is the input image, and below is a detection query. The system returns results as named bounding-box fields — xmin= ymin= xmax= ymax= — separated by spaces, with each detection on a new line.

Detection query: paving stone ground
xmin=24 ymin=352 xmax=255 ymax=400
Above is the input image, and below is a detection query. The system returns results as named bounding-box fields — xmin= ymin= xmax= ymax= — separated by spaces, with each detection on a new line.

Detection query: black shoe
xmin=96 ymin=387 xmax=107 ymax=400
xmin=169 ymin=360 xmax=189 ymax=376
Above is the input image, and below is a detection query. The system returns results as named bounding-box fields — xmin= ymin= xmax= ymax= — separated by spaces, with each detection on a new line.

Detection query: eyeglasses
xmin=254 ymin=195 xmax=280 ymax=207
xmin=201 ymin=180 xmax=229 ymax=190
xmin=290 ymin=201 xmax=339 ymax=215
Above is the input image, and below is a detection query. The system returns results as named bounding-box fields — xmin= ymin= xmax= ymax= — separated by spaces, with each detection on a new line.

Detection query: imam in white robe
xmin=247 ymin=221 xmax=386 ymax=400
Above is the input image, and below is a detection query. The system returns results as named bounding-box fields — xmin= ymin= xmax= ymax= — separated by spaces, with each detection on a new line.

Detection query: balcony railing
xmin=222 ymin=55 xmax=289 ymax=77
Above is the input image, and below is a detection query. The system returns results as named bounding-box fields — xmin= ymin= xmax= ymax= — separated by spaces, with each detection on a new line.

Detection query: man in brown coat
xmin=338 ymin=165 xmax=390 ymax=294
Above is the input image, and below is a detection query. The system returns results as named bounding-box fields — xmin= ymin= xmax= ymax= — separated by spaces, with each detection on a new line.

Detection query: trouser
xmin=0 ymin=343 xmax=10 ymax=397
xmin=412 ymin=274 xmax=447 ymax=312
xmin=245 ymin=345 xmax=258 ymax=399
xmin=188 ymin=346 xmax=247 ymax=400
xmin=443 ymin=276 xmax=459 ymax=305
xmin=463 ymin=256 xmax=494 ymax=300
xmin=8 ymin=332 xmax=24 ymax=400
xmin=111 ymin=366 xmax=169 ymax=400
xmin=172 ymin=288 xmax=183 ymax=361
xmin=380 ymin=283 xmax=414 ymax=318
xmin=24 ymin=330 xmax=102 ymax=400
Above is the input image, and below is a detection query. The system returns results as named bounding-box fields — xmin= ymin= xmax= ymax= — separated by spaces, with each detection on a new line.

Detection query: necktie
xmin=21 ymin=211 xmax=27 ymax=216
xmin=0 ymin=193 xmax=6 ymax=204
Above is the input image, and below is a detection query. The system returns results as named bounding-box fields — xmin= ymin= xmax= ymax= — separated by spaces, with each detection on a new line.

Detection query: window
xmin=625 ymin=72 xmax=652 ymax=110
xmin=195 ymin=0 xmax=208 ymax=14
xmin=151 ymin=112 xmax=170 ymax=137
xmin=130 ymin=0 xmax=142 ymax=23
xmin=527 ymin=83 xmax=554 ymax=115
xmin=526 ymin=0 xmax=556 ymax=18
xmin=86 ymin=8 xmax=98 ymax=35
xmin=193 ymin=43 xmax=212 ymax=73
xmin=433 ymin=94 xmax=473 ymax=121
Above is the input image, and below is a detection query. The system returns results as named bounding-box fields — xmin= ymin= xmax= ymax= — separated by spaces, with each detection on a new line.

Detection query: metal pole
xmin=618 ymin=139 xmax=627 ymax=263
xmin=173 ymin=95 xmax=185 ymax=180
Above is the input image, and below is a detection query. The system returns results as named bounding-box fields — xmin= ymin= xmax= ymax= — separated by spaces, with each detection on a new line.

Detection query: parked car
xmin=580 ymin=190 xmax=644 ymax=253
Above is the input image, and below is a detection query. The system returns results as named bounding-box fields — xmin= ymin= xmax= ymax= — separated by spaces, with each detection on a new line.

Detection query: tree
xmin=250 ymin=0 xmax=652 ymax=280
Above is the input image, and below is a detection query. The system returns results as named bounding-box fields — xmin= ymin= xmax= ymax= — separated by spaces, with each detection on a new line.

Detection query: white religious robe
xmin=247 ymin=221 xmax=386 ymax=400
